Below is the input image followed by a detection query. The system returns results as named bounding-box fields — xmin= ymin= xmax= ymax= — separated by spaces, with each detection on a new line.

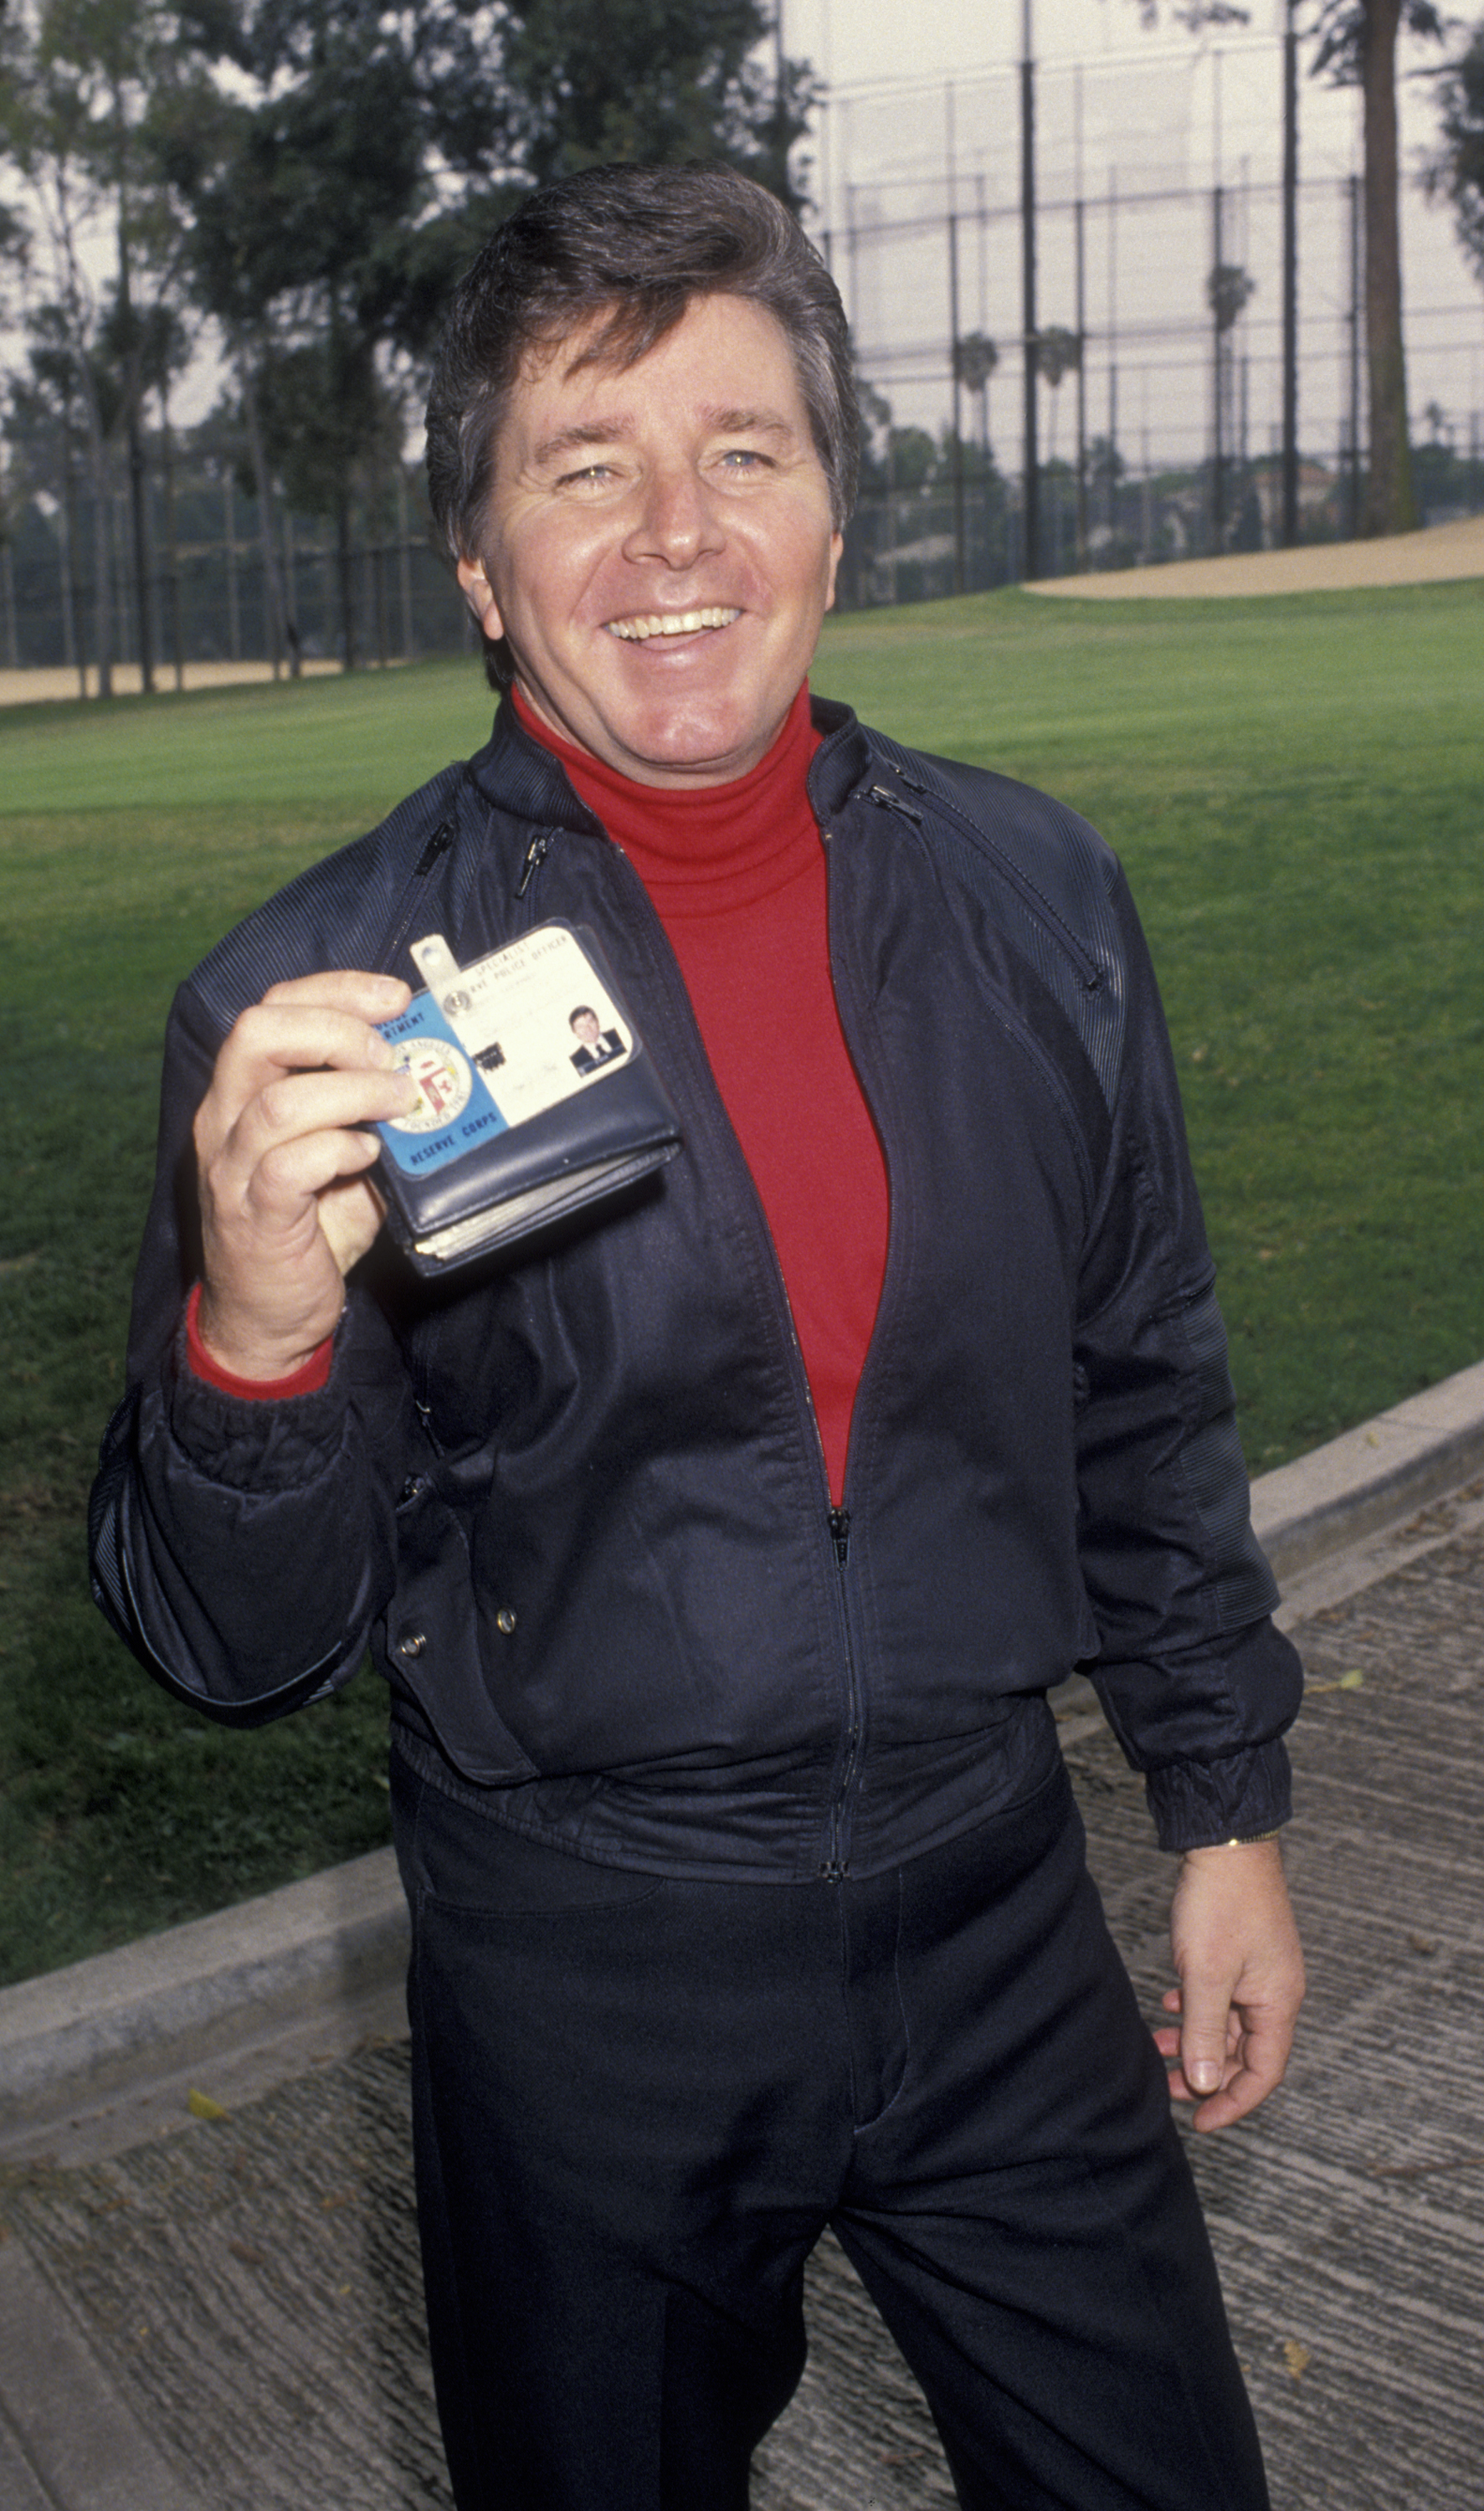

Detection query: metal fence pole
xmin=1348 ymin=170 xmax=1363 ymax=537
xmin=1020 ymin=0 xmax=1039 ymax=582
xmin=1281 ymin=0 xmax=1300 ymax=547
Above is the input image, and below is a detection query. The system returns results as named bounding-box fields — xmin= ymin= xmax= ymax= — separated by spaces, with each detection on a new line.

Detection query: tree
xmin=1131 ymin=3 xmax=1249 ymax=23
xmin=4 ymin=309 xmax=105 ymax=685
xmin=1132 ymin=2 xmax=1445 ymax=537
xmin=953 ymin=331 xmax=999 ymax=478
xmin=152 ymin=0 xmax=518 ymax=668
xmin=1206 ymin=262 xmax=1256 ymax=331
xmin=1425 ymin=22 xmax=1484 ymax=285
xmin=1310 ymin=2 xmax=1446 ymax=536
xmin=1 ymin=0 xmax=207 ymax=691
xmin=494 ymin=0 xmax=818 ymax=208
xmin=153 ymin=0 xmax=819 ymax=671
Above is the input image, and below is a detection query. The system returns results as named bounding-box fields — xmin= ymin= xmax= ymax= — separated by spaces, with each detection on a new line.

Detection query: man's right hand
xmin=193 ymin=970 xmax=416 ymax=1380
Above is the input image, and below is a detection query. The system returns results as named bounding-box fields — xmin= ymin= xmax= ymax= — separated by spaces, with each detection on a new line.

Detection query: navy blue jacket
xmin=90 ymin=696 xmax=1301 ymax=1875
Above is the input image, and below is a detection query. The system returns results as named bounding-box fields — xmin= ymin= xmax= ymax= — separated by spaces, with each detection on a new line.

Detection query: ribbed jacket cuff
xmin=1145 ymin=1738 xmax=1293 ymax=1851
xmin=166 ymin=1307 xmax=352 ymax=1493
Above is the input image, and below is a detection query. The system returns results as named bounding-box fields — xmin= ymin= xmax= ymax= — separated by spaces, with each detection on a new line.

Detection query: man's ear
xmin=824 ymin=530 xmax=844 ymax=615
xmin=457 ymin=556 xmax=506 ymax=644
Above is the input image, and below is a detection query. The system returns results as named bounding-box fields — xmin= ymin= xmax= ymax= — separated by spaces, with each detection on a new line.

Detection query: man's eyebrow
xmin=529 ymin=407 xmax=800 ymax=469
xmin=530 ymin=420 xmax=631 ymax=468
xmin=705 ymin=406 xmax=798 ymax=438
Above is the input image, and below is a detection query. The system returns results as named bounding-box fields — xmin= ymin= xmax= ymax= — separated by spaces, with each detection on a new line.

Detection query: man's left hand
xmin=1155 ymin=1837 xmax=1305 ymax=2132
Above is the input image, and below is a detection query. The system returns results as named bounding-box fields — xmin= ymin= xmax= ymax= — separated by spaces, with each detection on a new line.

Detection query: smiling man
xmin=92 ymin=164 xmax=1303 ymax=2511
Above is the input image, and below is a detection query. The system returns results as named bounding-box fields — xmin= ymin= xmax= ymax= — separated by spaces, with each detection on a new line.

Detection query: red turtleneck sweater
xmin=191 ymin=681 xmax=890 ymax=1504
xmin=518 ymin=683 xmax=889 ymax=1502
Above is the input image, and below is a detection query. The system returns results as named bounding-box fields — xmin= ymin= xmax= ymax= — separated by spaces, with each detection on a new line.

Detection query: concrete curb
xmin=0 ymin=1848 xmax=405 ymax=2144
xmin=3 ymin=1355 xmax=1483 ymax=2131
xmin=1250 ymin=1354 xmax=1484 ymax=1583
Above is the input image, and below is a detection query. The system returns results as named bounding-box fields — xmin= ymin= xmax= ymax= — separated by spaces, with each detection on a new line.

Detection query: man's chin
xmin=598 ymin=681 xmax=793 ymax=785
xmin=516 ymin=661 xmax=789 ymax=786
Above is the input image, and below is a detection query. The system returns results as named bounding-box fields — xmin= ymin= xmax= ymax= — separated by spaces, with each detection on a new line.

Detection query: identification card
xmin=377 ymin=925 xmax=634 ymax=1182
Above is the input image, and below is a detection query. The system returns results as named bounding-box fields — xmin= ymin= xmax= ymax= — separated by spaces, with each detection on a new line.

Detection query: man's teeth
xmin=606 ymin=608 xmax=741 ymax=640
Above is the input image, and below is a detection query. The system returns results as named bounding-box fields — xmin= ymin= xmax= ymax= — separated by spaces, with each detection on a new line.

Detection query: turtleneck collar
xmin=509 ymin=680 xmax=824 ymax=917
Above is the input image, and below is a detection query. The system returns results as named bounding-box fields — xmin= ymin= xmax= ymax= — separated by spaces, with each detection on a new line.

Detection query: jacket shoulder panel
xmin=862 ymin=730 xmax=1129 ymax=1115
xmin=187 ymin=760 xmax=489 ymax=1035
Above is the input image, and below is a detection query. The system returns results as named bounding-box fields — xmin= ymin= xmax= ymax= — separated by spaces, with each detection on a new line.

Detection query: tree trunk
xmin=160 ymin=392 xmax=185 ymax=691
xmin=79 ymin=371 xmax=114 ymax=699
xmin=1 ymin=538 xmax=18 ymax=671
xmin=60 ymin=454 xmax=85 ymax=696
xmin=336 ymin=487 xmax=356 ymax=671
xmin=223 ymin=466 xmax=241 ymax=662
xmin=237 ymin=347 xmax=285 ymax=676
xmin=282 ymin=506 xmax=302 ymax=678
xmin=116 ymin=215 xmax=156 ymax=694
xmin=1361 ymin=0 xmax=1417 ymax=535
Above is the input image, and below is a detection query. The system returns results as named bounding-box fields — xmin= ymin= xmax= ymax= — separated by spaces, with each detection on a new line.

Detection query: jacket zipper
xmin=374 ymin=815 xmax=455 ymax=973
xmin=857 ymin=777 xmax=1098 ymax=1212
xmin=816 ymin=819 xmax=899 ymax=1882
xmin=516 ymin=831 xmax=552 ymax=900
xmin=820 ymin=1504 xmax=860 ymax=1882
xmin=867 ymin=769 xmax=1103 ymax=994
xmin=514 ymin=797 xmax=883 ymax=1886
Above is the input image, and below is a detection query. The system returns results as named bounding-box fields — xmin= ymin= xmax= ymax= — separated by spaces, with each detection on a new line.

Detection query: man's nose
xmin=623 ymin=463 xmax=726 ymax=569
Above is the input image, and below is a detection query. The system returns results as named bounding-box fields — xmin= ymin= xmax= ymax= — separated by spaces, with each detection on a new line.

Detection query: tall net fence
xmin=0 ymin=467 xmax=475 ymax=682
xmin=4 ymin=38 xmax=1481 ymax=665
xmin=814 ymin=44 xmax=1483 ymax=604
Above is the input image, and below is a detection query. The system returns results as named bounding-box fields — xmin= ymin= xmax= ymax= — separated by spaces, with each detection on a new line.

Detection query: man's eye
xmin=557 ymin=462 xmax=616 ymax=488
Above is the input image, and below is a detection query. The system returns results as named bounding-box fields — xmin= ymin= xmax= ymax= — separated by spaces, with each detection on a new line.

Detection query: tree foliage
xmin=1132 ymin=0 xmax=1449 ymax=537
xmin=1 ymin=0 xmax=819 ymax=681
xmin=1307 ymin=0 xmax=1445 ymax=79
xmin=1426 ymin=20 xmax=1484 ymax=285
xmin=0 ymin=0 xmax=205 ymax=685
xmin=1206 ymin=262 xmax=1256 ymax=331
xmin=1131 ymin=4 xmax=1250 ymax=26
xmin=496 ymin=0 xmax=816 ymax=206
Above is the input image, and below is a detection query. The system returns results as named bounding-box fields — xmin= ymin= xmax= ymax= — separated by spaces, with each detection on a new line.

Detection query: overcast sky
xmin=785 ymin=0 xmax=1480 ymax=468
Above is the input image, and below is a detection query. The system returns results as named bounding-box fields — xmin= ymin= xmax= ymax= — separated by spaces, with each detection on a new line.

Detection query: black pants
xmin=392 ymin=1753 xmax=1269 ymax=2511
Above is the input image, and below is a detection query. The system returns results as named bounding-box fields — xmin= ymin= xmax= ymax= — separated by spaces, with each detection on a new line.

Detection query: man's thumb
xmin=1179 ymin=1985 xmax=1229 ymax=2094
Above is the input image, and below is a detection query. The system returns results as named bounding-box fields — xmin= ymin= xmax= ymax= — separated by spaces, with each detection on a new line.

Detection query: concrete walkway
xmin=3 ymin=1363 xmax=1484 ymax=2508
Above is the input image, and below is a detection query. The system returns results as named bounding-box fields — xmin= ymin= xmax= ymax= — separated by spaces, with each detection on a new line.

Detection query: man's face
xmin=572 ymin=1009 xmax=601 ymax=1045
xmin=456 ymin=294 xmax=843 ymax=788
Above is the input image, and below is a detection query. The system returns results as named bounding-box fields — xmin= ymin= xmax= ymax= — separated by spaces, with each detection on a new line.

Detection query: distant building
xmin=1251 ymin=460 xmax=1338 ymax=543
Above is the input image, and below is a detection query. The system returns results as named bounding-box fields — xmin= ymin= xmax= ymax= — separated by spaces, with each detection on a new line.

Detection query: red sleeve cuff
xmin=185 ymin=1281 xmax=336 ymax=1400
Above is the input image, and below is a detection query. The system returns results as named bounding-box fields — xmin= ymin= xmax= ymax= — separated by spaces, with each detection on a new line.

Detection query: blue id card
xmin=375 ymin=993 xmax=511 ymax=1179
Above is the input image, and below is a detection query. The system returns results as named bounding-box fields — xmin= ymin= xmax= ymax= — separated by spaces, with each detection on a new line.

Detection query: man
xmin=91 ymin=162 xmax=1304 ymax=2511
xmin=569 ymin=1004 xmax=627 ymax=1072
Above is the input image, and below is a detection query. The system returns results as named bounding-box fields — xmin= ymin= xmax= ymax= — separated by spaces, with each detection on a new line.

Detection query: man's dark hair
xmin=425 ymin=162 xmax=860 ymax=578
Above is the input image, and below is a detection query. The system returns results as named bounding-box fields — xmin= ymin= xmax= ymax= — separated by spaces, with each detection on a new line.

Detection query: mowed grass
xmin=813 ymin=579 xmax=1484 ymax=1470
xmin=1 ymin=583 xmax=1481 ymax=1980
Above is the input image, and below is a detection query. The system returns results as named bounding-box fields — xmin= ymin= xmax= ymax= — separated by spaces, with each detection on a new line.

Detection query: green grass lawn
xmin=2 ymin=583 xmax=1481 ymax=1983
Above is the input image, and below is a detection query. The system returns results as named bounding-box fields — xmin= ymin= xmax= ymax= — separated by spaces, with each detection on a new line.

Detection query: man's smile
xmin=603 ymin=607 xmax=743 ymax=641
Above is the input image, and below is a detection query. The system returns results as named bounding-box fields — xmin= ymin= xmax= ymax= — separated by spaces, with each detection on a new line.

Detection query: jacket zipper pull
xmin=411 ymin=818 xmax=454 ymax=878
xmin=516 ymin=832 xmax=550 ymax=897
xmin=866 ymin=782 xmax=924 ymax=826
xmin=828 ymin=1506 xmax=851 ymax=1567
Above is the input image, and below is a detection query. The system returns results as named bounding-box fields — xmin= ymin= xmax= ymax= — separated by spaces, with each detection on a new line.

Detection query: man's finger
xmin=204 ymin=1002 xmax=403 ymax=1122
xmin=231 ymin=1065 xmax=420 ymax=1171
xmin=259 ymin=969 xmax=412 ymax=1016
xmin=1178 ymin=1968 xmax=1240 ymax=2098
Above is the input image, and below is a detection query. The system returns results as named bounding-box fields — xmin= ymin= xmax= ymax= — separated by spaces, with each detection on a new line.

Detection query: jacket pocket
xmin=383 ymin=1492 xmax=539 ymax=1785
